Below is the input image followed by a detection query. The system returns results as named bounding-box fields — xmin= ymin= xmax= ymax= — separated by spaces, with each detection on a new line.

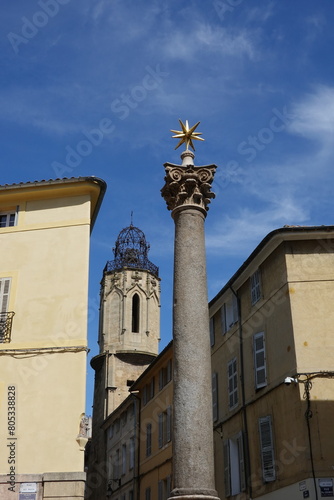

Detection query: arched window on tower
xmin=132 ymin=293 xmax=140 ymax=333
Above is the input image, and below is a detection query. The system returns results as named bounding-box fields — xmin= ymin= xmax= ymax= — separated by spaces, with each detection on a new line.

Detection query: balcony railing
xmin=0 ymin=312 xmax=15 ymax=343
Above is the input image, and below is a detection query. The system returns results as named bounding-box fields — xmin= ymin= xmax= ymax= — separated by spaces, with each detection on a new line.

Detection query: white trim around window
xmin=0 ymin=208 xmax=18 ymax=228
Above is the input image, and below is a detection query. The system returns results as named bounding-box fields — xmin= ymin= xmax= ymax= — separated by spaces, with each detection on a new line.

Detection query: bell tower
xmin=97 ymin=223 xmax=160 ymax=412
xmin=90 ymin=224 xmax=160 ymax=475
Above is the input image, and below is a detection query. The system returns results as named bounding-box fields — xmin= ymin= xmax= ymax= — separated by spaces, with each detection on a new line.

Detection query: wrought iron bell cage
xmin=104 ymin=225 xmax=159 ymax=277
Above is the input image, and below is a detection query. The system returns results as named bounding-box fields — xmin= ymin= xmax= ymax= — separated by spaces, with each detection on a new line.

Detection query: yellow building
xmin=102 ymin=394 xmax=138 ymax=500
xmin=210 ymin=225 xmax=334 ymax=500
xmin=0 ymin=177 xmax=106 ymax=500
xmin=133 ymin=341 xmax=173 ymax=500
xmin=101 ymin=341 xmax=173 ymax=500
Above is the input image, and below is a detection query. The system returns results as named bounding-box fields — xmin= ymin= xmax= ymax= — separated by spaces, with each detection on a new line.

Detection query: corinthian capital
xmin=161 ymin=154 xmax=217 ymax=215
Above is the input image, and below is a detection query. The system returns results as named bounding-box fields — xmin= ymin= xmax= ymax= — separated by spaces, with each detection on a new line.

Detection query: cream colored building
xmin=210 ymin=225 xmax=334 ymax=500
xmin=0 ymin=177 xmax=106 ymax=500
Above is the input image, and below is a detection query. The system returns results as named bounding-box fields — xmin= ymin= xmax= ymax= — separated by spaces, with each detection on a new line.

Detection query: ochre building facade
xmin=0 ymin=177 xmax=106 ymax=500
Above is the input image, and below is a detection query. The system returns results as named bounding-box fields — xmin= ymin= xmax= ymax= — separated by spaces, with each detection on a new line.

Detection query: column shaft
xmin=171 ymin=207 xmax=219 ymax=500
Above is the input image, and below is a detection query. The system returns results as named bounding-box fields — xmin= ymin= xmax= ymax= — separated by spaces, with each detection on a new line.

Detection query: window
xmin=129 ymin=491 xmax=134 ymax=500
xmin=132 ymin=293 xmax=140 ymax=332
xmin=0 ymin=278 xmax=14 ymax=343
xmin=159 ymin=360 xmax=172 ymax=391
xmin=146 ymin=423 xmax=152 ymax=457
xmin=223 ymin=433 xmax=245 ymax=497
xmin=121 ymin=444 xmax=127 ymax=475
xmin=114 ymin=449 xmax=120 ymax=480
xmin=212 ymin=372 xmax=218 ymax=422
xmin=228 ymin=358 xmax=238 ymax=410
xmin=251 ymin=269 xmax=261 ymax=305
xmin=129 ymin=436 xmax=135 ymax=470
xmin=210 ymin=317 xmax=215 ymax=346
xmin=158 ymin=481 xmax=163 ymax=500
xmin=108 ymin=424 xmax=114 ymax=440
xmin=158 ymin=476 xmax=172 ymax=500
xmin=121 ymin=410 xmax=127 ymax=426
xmin=0 ymin=210 xmax=17 ymax=228
xmin=108 ymin=454 xmax=113 ymax=479
xmin=145 ymin=487 xmax=151 ymax=500
xmin=221 ymin=295 xmax=238 ymax=334
xmin=158 ymin=406 xmax=172 ymax=448
xmin=128 ymin=403 xmax=134 ymax=417
xmin=254 ymin=332 xmax=267 ymax=389
xmin=259 ymin=416 xmax=276 ymax=482
xmin=143 ymin=378 xmax=155 ymax=405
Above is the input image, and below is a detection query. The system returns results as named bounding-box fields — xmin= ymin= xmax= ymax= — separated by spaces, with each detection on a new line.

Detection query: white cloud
xmin=288 ymin=85 xmax=334 ymax=146
xmin=158 ymin=24 xmax=257 ymax=61
xmin=206 ymin=199 xmax=309 ymax=256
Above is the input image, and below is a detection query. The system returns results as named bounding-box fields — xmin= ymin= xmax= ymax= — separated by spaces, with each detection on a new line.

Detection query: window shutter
xmin=129 ymin=436 xmax=135 ymax=470
xmin=223 ymin=440 xmax=231 ymax=497
xmin=146 ymin=423 xmax=152 ymax=457
xmin=228 ymin=358 xmax=238 ymax=409
xmin=115 ymin=448 xmax=120 ymax=479
xmin=166 ymin=359 xmax=172 ymax=383
xmin=259 ymin=416 xmax=276 ymax=482
xmin=237 ymin=432 xmax=246 ymax=492
xmin=159 ymin=368 xmax=163 ymax=390
xmin=251 ymin=270 xmax=261 ymax=305
xmin=232 ymin=294 xmax=238 ymax=324
xmin=150 ymin=377 xmax=155 ymax=399
xmin=122 ymin=443 xmax=126 ymax=475
xmin=221 ymin=304 xmax=227 ymax=334
xmin=166 ymin=406 xmax=172 ymax=442
xmin=158 ymin=480 xmax=163 ymax=500
xmin=254 ymin=332 xmax=267 ymax=389
xmin=158 ymin=413 xmax=163 ymax=448
xmin=0 ymin=278 xmax=11 ymax=313
xmin=210 ymin=317 xmax=215 ymax=346
xmin=212 ymin=372 xmax=218 ymax=422
xmin=166 ymin=475 xmax=172 ymax=498
xmin=145 ymin=487 xmax=151 ymax=500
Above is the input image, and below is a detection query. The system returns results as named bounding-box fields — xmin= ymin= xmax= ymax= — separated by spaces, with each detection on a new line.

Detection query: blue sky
xmin=2 ymin=0 xmax=334 ymax=413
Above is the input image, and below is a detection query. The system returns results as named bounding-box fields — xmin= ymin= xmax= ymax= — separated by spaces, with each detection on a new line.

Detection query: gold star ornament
xmin=171 ymin=119 xmax=205 ymax=151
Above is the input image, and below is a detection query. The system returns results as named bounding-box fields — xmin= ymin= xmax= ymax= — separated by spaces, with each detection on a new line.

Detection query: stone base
xmin=168 ymin=496 xmax=220 ymax=500
xmin=169 ymin=488 xmax=220 ymax=500
xmin=0 ymin=471 xmax=86 ymax=500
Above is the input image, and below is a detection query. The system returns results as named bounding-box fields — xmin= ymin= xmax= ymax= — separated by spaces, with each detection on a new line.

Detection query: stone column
xmin=161 ymin=150 xmax=220 ymax=500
